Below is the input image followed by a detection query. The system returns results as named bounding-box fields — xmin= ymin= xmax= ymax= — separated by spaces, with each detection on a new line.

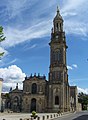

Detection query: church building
xmin=3 ymin=7 xmax=78 ymax=113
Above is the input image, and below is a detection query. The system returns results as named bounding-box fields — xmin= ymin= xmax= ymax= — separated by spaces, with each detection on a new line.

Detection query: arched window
xmin=14 ymin=96 xmax=19 ymax=103
xmin=55 ymin=96 xmax=59 ymax=105
xmin=13 ymin=96 xmax=20 ymax=112
xmin=54 ymin=51 xmax=60 ymax=61
xmin=32 ymin=83 xmax=37 ymax=94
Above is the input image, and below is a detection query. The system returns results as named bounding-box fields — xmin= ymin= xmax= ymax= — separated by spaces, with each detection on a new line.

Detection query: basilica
xmin=2 ymin=7 xmax=78 ymax=113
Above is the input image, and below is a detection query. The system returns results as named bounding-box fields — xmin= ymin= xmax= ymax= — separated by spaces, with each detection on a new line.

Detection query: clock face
xmin=56 ymin=35 xmax=58 ymax=39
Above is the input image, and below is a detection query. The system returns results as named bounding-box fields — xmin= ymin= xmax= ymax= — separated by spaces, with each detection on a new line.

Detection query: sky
xmin=0 ymin=0 xmax=88 ymax=94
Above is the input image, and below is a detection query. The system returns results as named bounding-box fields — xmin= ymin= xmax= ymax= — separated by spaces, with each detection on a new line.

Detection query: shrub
xmin=31 ymin=111 xmax=38 ymax=119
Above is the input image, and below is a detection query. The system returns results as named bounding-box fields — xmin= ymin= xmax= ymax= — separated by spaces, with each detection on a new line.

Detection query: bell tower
xmin=49 ymin=6 xmax=68 ymax=83
xmin=48 ymin=7 xmax=70 ymax=112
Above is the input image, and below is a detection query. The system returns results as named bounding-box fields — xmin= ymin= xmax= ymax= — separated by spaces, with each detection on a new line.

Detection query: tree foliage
xmin=0 ymin=26 xmax=6 ymax=57
xmin=78 ymin=92 xmax=88 ymax=110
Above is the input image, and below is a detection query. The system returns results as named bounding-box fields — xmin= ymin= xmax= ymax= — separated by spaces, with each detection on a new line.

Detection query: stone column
xmin=0 ymin=78 xmax=3 ymax=112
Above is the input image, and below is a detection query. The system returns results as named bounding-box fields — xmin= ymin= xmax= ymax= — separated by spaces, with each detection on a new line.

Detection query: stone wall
xmin=0 ymin=78 xmax=3 ymax=111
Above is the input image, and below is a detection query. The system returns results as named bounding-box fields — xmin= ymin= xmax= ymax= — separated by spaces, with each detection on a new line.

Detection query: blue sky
xmin=0 ymin=0 xmax=88 ymax=93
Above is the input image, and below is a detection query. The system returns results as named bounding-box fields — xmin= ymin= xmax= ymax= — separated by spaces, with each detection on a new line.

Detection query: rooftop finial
xmin=16 ymin=83 xmax=18 ymax=89
xmin=9 ymin=87 xmax=12 ymax=92
xmin=30 ymin=73 xmax=32 ymax=78
xmin=57 ymin=5 xmax=59 ymax=12
xmin=34 ymin=73 xmax=36 ymax=77
xmin=56 ymin=5 xmax=60 ymax=17
xmin=57 ymin=6 xmax=59 ymax=11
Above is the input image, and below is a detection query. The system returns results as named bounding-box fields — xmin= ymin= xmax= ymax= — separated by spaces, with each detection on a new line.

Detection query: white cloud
xmin=0 ymin=0 xmax=88 ymax=50
xmin=3 ymin=17 xmax=87 ymax=49
xmin=0 ymin=65 xmax=26 ymax=92
xmin=61 ymin=0 xmax=88 ymax=38
xmin=64 ymin=21 xmax=88 ymax=37
xmin=2 ymin=0 xmax=30 ymax=19
xmin=0 ymin=0 xmax=57 ymax=20
xmin=23 ymin=44 xmax=37 ymax=51
xmin=62 ymin=12 xmax=77 ymax=17
xmin=0 ymin=58 xmax=17 ymax=68
xmin=0 ymin=47 xmax=17 ymax=67
xmin=67 ymin=64 xmax=78 ymax=70
xmin=2 ymin=20 xmax=51 ymax=48
xmin=62 ymin=0 xmax=86 ymax=13
xmin=77 ymin=87 xmax=88 ymax=94
xmin=72 ymin=64 xmax=78 ymax=68
xmin=0 ymin=47 xmax=9 ymax=66
xmin=7 ymin=59 xmax=17 ymax=65
xmin=67 ymin=65 xmax=73 ymax=70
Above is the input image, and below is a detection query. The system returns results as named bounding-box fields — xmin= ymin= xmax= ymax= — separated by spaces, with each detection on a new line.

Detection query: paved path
xmin=0 ymin=113 xmax=31 ymax=120
xmin=0 ymin=111 xmax=88 ymax=120
xmin=0 ymin=113 xmax=52 ymax=120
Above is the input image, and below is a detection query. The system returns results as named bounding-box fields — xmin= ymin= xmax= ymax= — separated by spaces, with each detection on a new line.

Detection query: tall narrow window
xmin=52 ymin=51 xmax=54 ymax=63
xmin=52 ymin=72 xmax=55 ymax=80
xmin=55 ymin=96 xmax=59 ymax=105
xmin=56 ymin=23 xmax=59 ymax=31
xmin=32 ymin=83 xmax=37 ymax=94
xmin=58 ymin=72 xmax=61 ymax=80
xmin=60 ymin=23 xmax=62 ymax=31
xmin=57 ymin=23 xmax=58 ymax=28
xmin=58 ymin=50 xmax=60 ymax=61
xmin=54 ymin=52 xmax=57 ymax=61
xmin=26 ymin=85 xmax=29 ymax=92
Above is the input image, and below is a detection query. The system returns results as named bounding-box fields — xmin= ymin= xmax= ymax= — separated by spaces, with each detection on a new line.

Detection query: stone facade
xmin=70 ymin=86 xmax=78 ymax=111
xmin=2 ymin=7 xmax=78 ymax=113
xmin=22 ymin=75 xmax=48 ymax=112
xmin=0 ymin=78 xmax=3 ymax=111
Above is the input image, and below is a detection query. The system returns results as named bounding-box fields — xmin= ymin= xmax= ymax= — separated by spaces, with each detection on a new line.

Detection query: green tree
xmin=0 ymin=26 xmax=6 ymax=57
xmin=78 ymin=92 xmax=88 ymax=110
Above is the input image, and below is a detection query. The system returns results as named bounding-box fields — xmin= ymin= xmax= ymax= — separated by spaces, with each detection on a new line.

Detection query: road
xmin=0 ymin=111 xmax=88 ymax=120
xmin=55 ymin=111 xmax=88 ymax=120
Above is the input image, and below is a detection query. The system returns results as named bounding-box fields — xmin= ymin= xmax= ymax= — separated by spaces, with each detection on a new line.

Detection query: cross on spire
xmin=57 ymin=5 xmax=60 ymax=16
xmin=57 ymin=6 xmax=59 ymax=12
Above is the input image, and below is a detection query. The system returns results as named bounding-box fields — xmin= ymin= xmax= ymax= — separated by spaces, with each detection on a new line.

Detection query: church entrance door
xmin=31 ymin=98 xmax=36 ymax=112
